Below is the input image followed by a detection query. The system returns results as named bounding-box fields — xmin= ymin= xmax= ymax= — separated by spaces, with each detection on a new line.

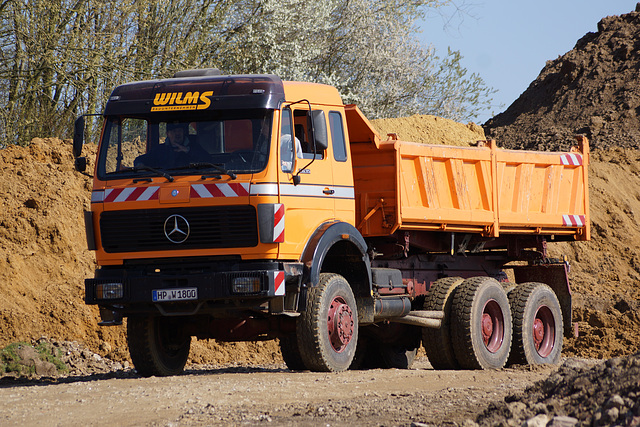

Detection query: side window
xmin=280 ymin=108 xmax=295 ymax=172
xmin=294 ymin=109 xmax=325 ymax=160
xmin=104 ymin=118 xmax=147 ymax=173
xmin=329 ymin=111 xmax=347 ymax=162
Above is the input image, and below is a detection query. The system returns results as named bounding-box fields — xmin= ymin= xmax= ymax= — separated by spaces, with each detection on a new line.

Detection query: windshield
xmin=97 ymin=110 xmax=273 ymax=179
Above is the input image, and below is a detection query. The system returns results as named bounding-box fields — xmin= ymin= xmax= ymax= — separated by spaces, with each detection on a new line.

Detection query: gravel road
xmin=0 ymin=357 xmax=558 ymax=426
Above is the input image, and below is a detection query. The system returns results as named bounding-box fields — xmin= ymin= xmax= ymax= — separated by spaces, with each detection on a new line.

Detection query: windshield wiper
xmin=133 ymin=165 xmax=174 ymax=182
xmin=188 ymin=162 xmax=237 ymax=180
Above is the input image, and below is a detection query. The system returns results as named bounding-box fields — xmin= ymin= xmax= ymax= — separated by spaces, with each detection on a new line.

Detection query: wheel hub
xmin=482 ymin=313 xmax=494 ymax=342
xmin=533 ymin=305 xmax=556 ymax=357
xmin=481 ymin=299 xmax=504 ymax=353
xmin=533 ymin=318 xmax=545 ymax=347
xmin=327 ymin=296 xmax=354 ymax=352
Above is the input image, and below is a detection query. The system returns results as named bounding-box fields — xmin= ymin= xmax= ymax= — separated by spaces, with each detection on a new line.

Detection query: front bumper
xmin=85 ymin=260 xmax=287 ymax=314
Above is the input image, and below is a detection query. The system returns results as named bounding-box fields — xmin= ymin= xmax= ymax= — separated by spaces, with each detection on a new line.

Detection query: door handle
xmin=323 ymin=188 xmax=335 ymax=195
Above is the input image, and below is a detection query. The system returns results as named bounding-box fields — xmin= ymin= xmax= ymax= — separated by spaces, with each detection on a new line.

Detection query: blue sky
xmin=418 ymin=1 xmax=635 ymax=124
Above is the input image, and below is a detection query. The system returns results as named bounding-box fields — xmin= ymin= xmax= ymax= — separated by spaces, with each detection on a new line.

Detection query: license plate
xmin=152 ymin=288 xmax=198 ymax=302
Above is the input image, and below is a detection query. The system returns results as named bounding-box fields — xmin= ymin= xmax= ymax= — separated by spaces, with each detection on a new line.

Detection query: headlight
xmin=231 ymin=277 xmax=262 ymax=294
xmin=96 ymin=282 xmax=124 ymax=299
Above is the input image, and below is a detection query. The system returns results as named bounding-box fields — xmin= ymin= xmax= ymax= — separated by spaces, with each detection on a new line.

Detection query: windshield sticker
xmin=151 ymin=91 xmax=213 ymax=112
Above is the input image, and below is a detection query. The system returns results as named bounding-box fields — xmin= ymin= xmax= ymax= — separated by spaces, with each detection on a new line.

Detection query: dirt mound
xmin=485 ymin=7 xmax=640 ymax=151
xmin=0 ymin=139 xmax=130 ymax=361
xmin=372 ymin=114 xmax=485 ymax=146
xmin=475 ymin=354 xmax=640 ymax=426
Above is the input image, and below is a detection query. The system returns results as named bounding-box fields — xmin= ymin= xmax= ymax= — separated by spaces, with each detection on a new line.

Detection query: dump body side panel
xmin=347 ymin=103 xmax=589 ymax=241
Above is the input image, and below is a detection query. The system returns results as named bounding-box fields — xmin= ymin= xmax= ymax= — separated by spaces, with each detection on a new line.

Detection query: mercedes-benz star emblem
xmin=164 ymin=214 xmax=190 ymax=244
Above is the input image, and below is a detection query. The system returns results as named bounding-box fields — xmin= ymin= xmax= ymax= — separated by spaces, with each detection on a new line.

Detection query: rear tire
xmin=297 ymin=273 xmax=358 ymax=372
xmin=422 ymin=276 xmax=464 ymax=370
xmin=127 ymin=316 xmax=191 ymax=377
xmin=508 ymin=282 xmax=563 ymax=366
xmin=451 ymin=277 xmax=512 ymax=370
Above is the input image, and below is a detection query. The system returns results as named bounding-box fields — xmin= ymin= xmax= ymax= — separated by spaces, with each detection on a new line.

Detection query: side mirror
xmin=73 ymin=116 xmax=85 ymax=158
xmin=280 ymin=107 xmax=295 ymax=173
xmin=74 ymin=156 xmax=87 ymax=173
xmin=311 ymin=110 xmax=328 ymax=151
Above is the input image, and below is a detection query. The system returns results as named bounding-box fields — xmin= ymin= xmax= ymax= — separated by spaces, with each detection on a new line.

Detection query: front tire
xmin=508 ymin=282 xmax=563 ymax=366
xmin=451 ymin=277 xmax=512 ymax=370
xmin=127 ymin=316 xmax=191 ymax=377
xmin=297 ymin=273 xmax=358 ymax=372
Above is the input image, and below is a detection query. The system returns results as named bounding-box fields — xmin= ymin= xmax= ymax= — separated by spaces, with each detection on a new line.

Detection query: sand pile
xmin=372 ymin=114 xmax=485 ymax=146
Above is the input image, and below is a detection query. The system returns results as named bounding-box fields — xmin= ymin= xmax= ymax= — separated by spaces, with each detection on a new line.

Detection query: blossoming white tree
xmin=0 ymin=0 xmax=493 ymax=146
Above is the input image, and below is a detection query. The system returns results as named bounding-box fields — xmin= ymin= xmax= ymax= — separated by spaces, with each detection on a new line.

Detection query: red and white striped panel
xmin=559 ymin=153 xmax=583 ymax=166
xmin=93 ymin=187 xmax=160 ymax=203
xmin=273 ymin=203 xmax=285 ymax=243
xmin=190 ymin=183 xmax=250 ymax=198
xmin=273 ymin=271 xmax=285 ymax=296
xmin=562 ymin=215 xmax=586 ymax=227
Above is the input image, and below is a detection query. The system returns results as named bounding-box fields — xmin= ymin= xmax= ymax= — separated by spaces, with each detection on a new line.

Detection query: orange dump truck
xmin=73 ymin=70 xmax=589 ymax=376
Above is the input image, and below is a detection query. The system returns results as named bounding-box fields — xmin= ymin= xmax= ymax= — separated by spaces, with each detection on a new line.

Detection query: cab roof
xmin=104 ymin=74 xmax=286 ymax=116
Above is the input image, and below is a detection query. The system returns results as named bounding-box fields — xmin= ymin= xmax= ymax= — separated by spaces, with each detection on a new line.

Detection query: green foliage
xmin=35 ymin=341 xmax=68 ymax=373
xmin=0 ymin=342 xmax=27 ymax=375
xmin=0 ymin=0 xmax=493 ymax=148
xmin=0 ymin=342 xmax=68 ymax=377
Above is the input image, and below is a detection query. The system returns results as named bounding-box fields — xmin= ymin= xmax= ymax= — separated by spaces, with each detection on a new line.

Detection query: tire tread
xmin=451 ymin=277 xmax=512 ymax=370
xmin=422 ymin=277 xmax=464 ymax=370
xmin=508 ymin=282 xmax=563 ymax=366
xmin=296 ymin=273 xmax=358 ymax=372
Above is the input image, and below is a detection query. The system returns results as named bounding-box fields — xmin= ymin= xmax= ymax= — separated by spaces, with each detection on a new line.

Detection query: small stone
xmin=547 ymin=416 xmax=579 ymax=427
xmin=605 ymin=394 xmax=625 ymax=409
xmin=100 ymin=342 xmax=112 ymax=353
xmin=522 ymin=414 xmax=549 ymax=427
xmin=606 ymin=407 xmax=620 ymax=423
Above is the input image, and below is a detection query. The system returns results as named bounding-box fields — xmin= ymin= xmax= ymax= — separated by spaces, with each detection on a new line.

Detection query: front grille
xmin=100 ymin=206 xmax=258 ymax=253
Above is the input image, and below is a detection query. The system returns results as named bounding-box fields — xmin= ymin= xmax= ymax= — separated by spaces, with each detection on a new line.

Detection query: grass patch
xmin=35 ymin=341 xmax=68 ymax=373
xmin=0 ymin=341 xmax=68 ymax=377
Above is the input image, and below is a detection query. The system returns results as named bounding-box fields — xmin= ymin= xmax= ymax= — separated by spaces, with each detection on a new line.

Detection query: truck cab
xmin=77 ymin=71 xmax=371 ymax=375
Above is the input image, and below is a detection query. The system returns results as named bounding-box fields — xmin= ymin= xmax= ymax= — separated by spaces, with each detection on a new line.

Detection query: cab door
xmin=277 ymin=106 xmax=336 ymax=258
xmin=328 ymin=109 xmax=355 ymax=225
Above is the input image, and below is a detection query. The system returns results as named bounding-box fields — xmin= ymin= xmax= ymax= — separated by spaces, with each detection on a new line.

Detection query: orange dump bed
xmin=345 ymin=105 xmax=590 ymax=241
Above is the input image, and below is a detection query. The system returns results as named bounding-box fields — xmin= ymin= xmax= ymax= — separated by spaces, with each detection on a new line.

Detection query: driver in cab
xmin=135 ymin=122 xmax=207 ymax=169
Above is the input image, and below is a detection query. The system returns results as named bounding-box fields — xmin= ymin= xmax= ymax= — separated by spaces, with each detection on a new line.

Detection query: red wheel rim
xmin=327 ymin=296 xmax=354 ymax=353
xmin=533 ymin=305 xmax=556 ymax=357
xmin=481 ymin=299 xmax=504 ymax=353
